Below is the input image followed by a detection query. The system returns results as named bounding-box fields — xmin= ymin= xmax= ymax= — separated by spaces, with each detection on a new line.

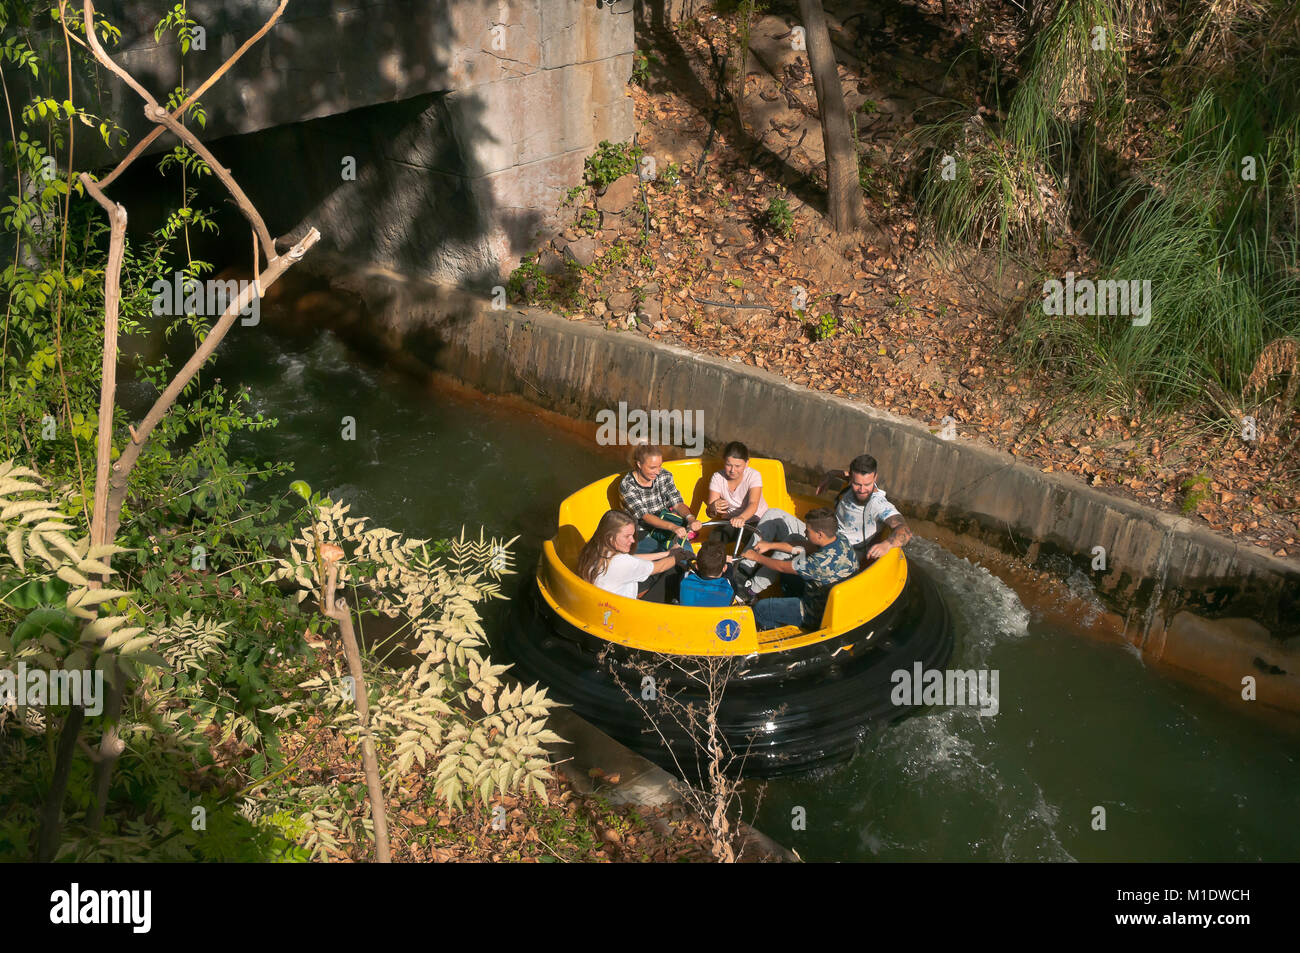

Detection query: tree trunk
xmin=798 ymin=0 xmax=865 ymax=233
xmin=322 ymin=562 xmax=391 ymax=863
xmin=331 ymin=596 xmax=392 ymax=863
xmin=36 ymin=707 xmax=85 ymax=862
xmin=638 ymin=0 xmax=711 ymax=33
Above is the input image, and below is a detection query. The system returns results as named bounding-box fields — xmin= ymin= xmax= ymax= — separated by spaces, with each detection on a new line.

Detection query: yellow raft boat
xmin=502 ymin=457 xmax=953 ymax=776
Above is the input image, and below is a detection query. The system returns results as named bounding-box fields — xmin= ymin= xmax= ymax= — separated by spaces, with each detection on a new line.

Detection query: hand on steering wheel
xmin=729 ymin=516 xmax=746 ymax=529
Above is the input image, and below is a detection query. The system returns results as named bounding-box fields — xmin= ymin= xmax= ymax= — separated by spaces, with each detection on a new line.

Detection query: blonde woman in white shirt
xmin=706 ymin=441 xmax=802 ymax=595
xmin=578 ymin=510 xmax=684 ymax=602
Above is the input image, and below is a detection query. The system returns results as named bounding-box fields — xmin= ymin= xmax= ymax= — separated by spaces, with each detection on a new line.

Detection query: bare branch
xmin=78 ymin=174 xmax=125 ymax=553
xmin=102 ymin=228 xmax=320 ymax=542
xmin=93 ymin=0 xmax=291 ymax=190
xmin=77 ymin=176 xmax=127 ymax=834
xmin=143 ymin=102 xmax=277 ymax=264
xmin=601 ymin=648 xmax=751 ymax=861
xmin=321 ymin=546 xmax=392 ymax=863
xmin=81 ymin=0 xmax=158 ymax=107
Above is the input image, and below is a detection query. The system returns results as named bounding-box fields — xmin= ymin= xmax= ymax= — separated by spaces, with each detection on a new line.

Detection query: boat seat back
xmin=553 ymin=524 xmax=586 ymax=570
xmin=818 ymin=548 xmax=906 ymax=632
xmin=684 ymin=457 xmax=797 ymax=520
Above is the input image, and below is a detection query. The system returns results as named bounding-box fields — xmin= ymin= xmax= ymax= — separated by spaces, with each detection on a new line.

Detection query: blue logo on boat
xmin=716 ymin=619 xmax=740 ymax=642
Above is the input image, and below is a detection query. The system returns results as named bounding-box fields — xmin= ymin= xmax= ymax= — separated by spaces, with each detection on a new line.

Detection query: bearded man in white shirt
xmin=815 ymin=453 xmax=914 ymax=564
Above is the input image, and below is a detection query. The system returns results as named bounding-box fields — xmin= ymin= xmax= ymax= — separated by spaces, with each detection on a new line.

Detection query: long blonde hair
xmin=578 ymin=510 xmax=636 ymax=584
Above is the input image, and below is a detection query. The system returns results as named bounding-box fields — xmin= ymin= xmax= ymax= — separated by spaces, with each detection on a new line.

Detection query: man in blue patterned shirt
xmin=741 ymin=508 xmax=858 ymax=630
xmin=816 ymin=453 xmax=913 ymax=563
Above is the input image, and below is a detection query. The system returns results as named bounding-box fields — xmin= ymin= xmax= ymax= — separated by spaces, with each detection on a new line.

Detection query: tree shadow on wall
xmin=99 ymin=0 xmax=540 ymax=297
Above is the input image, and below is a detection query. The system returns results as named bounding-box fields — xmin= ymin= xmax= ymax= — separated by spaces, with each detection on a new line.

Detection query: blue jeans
xmin=753 ymin=596 xmax=806 ymax=631
xmin=636 ymin=533 xmax=694 ymax=555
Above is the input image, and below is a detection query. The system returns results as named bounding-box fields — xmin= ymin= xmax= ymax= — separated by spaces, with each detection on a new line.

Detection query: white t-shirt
xmin=709 ymin=468 xmax=769 ymax=520
xmin=592 ymin=552 xmax=655 ymax=598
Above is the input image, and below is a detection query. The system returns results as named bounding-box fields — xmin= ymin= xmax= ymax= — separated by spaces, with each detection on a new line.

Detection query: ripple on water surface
xmin=749 ymin=540 xmax=1300 ymax=862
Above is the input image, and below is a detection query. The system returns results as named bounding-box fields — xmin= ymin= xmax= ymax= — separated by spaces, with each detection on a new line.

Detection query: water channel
xmin=173 ymin=323 xmax=1299 ymax=862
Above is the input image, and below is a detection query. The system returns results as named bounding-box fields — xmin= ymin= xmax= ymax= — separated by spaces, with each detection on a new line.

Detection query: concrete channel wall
xmin=303 ymin=272 xmax=1300 ymax=714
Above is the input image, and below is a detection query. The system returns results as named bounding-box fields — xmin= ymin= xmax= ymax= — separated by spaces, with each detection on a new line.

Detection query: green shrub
xmin=506 ymin=255 xmax=586 ymax=312
xmin=812 ymin=312 xmax=838 ymax=341
xmin=507 ymin=255 xmax=550 ymax=303
xmin=631 ymin=50 xmax=658 ymax=87
xmin=658 ymin=161 xmax=682 ymax=188
xmin=762 ymin=197 xmax=795 ymax=239
xmin=584 ymin=140 xmax=644 ymax=191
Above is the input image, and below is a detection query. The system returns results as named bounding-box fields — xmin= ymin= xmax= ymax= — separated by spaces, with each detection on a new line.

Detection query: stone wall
xmin=53 ymin=0 xmax=635 ymax=285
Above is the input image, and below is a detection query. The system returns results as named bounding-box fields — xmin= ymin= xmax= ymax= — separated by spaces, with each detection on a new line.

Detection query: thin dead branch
xmin=95 ymin=0 xmax=291 ymax=190
xmin=142 ymin=102 xmax=277 ymax=264
xmin=602 ymin=649 xmax=756 ymax=862
xmin=321 ymin=548 xmax=392 ymax=863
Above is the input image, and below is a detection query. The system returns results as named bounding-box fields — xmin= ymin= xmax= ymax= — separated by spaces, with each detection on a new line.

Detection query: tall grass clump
xmin=910 ymin=0 xmax=1125 ymax=253
xmin=916 ymin=0 xmax=1300 ymax=418
xmin=913 ymin=111 xmax=1069 ymax=257
xmin=1006 ymin=0 xmax=1128 ymax=153
xmin=1017 ymin=91 xmax=1300 ymax=412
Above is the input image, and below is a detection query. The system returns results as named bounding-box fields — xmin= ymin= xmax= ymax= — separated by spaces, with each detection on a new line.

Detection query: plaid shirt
xmin=619 ymin=470 xmax=685 ymax=522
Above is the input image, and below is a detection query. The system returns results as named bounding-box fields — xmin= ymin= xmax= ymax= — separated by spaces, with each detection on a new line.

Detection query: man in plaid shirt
xmin=619 ymin=445 xmax=701 ymax=553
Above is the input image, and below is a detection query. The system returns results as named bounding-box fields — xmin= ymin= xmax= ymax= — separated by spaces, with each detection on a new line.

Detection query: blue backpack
xmin=679 ymin=572 xmax=734 ymax=607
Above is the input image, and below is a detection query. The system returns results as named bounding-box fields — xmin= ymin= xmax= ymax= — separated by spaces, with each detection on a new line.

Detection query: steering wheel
xmin=694 ymin=519 xmax=763 ymax=556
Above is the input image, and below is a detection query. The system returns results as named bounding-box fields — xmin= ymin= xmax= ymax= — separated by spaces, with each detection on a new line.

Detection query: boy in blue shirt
xmin=678 ymin=541 xmax=735 ymax=608
xmin=741 ymin=508 xmax=858 ymax=630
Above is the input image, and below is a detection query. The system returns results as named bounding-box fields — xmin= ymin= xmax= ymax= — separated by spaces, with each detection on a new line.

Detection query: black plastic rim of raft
xmin=501 ymin=563 xmax=955 ymax=778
